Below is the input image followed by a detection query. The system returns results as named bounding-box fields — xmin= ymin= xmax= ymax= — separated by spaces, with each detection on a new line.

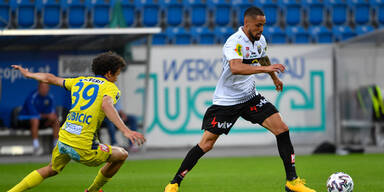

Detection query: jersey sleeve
xmin=63 ymin=77 xmax=79 ymax=91
xmin=223 ymin=37 xmax=243 ymax=61
xmin=104 ymin=84 xmax=120 ymax=105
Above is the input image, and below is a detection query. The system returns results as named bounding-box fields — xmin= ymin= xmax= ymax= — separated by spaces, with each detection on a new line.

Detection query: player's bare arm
xmin=259 ymin=56 xmax=284 ymax=92
xmin=11 ymin=65 xmax=65 ymax=87
xmin=229 ymin=59 xmax=285 ymax=75
xmin=102 ymin=95 xmax=146 ymax=145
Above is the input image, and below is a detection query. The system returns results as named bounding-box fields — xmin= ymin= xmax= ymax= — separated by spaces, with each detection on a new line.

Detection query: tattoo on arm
xmin=259 ymin=56 xmax=278 ymax=80
xmin=259 ymin=56 xmax=271 ymax=66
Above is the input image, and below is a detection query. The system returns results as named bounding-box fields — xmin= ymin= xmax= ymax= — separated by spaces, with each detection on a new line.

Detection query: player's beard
xmin=248 ymin=30 xmax=260 ymax=41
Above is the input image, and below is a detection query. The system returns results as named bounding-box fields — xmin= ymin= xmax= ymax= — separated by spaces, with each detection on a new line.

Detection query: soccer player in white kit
xmin=164 ymin=6 xmax=316 ymax=192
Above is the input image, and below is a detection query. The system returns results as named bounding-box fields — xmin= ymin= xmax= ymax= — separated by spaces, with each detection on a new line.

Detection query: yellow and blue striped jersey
xmin=59 ymin=76 xmax=120 ymax=149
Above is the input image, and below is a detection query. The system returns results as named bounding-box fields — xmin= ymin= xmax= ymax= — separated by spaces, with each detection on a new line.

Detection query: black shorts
xmin=202 ymin=94 xmax=279 ymax=135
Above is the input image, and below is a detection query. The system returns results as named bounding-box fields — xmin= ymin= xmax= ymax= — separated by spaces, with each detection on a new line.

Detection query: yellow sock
xmin=87 ymin=169 xmax=111 ymax=192
xmin=8 ymin=170 xmax=44 ymax=192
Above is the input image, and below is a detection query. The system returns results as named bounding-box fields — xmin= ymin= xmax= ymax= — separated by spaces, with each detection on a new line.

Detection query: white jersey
xmin=213 ymin=27 xmax=268 ymax=106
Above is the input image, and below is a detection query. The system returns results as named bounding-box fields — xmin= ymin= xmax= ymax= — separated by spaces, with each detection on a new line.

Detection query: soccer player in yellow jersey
xmin=8 ymin=52 xmax=146 ymax=192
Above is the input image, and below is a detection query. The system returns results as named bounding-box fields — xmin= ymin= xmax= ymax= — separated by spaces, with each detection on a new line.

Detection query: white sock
xmin=33 ymin=139 xmax=40 ymax=148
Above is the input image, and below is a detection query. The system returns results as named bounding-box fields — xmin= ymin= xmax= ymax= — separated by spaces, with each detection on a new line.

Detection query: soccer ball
xmin=326 ymin=172 xmax=354 ymax=192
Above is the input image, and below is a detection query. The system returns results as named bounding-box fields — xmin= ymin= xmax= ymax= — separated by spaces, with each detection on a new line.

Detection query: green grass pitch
xmin=1 ymin=154 xmax=383 ymax=192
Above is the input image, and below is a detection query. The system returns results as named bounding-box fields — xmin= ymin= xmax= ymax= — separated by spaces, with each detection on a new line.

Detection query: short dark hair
xmin=92 ymin=51 xmax=126 ymax=76
xmin=244 ymin=6 xmax=264 ymax=18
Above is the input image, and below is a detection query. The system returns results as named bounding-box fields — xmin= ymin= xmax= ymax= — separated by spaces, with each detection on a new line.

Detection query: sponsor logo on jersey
xmin=99 ymin=144 xmax=110 ymax=152
xmin=234 ymin=44 xmax=243 ymax=56
xmin=81 ymin=78 xmax=105 ymax=84
xmin=67 ymin=112 xmax=93 ymax=124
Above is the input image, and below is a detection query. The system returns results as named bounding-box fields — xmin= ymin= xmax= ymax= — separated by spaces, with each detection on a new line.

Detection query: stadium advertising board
xmin=124 ymin=45 xmax=334 ymax=147
xmin=0 ymin=52 xmax=65 ymax=127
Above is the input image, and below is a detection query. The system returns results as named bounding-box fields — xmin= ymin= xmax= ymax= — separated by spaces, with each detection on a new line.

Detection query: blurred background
xmin=0 ymin=0 xmax=383 ymax=158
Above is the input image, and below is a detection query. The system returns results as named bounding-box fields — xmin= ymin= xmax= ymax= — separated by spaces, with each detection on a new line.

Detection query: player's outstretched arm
xmin=229 ymin=59 xmax=285 ymax=75
xmin=11 ymin=65 xmax=65 ymax=87
xmin=102 ymin=96 xmax=146 ymax=146
xmin=259 ymin=56 xmax=284 ymax=92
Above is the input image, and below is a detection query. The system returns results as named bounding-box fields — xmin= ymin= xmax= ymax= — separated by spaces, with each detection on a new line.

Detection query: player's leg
xmin=165 ymin=104 xmax=238 ymax=192
xmin=172 ymin=131 xmax=219 ymax=183
xmin=7 ymin=164 xmax=58 ymax=192
xmin=86 ymin=146 xmax=128 ymax=192
xmin=165 ymin=131 xmax=219 ymax=192
xmin=7 ymin=143 xmax=69 ymax=192
xmin=240 ymin=95 xmax=315 ymax=192
xmin=262 ymin=113 xmax=316 ymax=192
xmin=262 ymin=113 xmax=296 ymax=180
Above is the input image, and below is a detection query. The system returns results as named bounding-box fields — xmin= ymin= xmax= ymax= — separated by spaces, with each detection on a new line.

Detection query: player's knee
xmin=200 ymin=142 xmax=214 ymax=152
xmin=48 ymin=170 xmax=58 ymax=177
xmin=118 ymin=147 xmax=128 ymax=161
xmin=276 ymin=125 xmax=289 ymax=135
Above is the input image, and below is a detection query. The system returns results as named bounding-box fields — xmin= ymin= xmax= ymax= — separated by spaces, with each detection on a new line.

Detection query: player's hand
xmin=124 ymin=130 xmax=146 ymax=146
xmin=11 ymin=65 xmax=31 ymax=78
xmin=266 ymin=64 xmax=285 ymax=73
xmin=273 ymin=78 xmax=283 ymax=92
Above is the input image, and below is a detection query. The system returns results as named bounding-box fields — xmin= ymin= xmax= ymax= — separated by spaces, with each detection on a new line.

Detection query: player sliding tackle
xmin=8 ymin=52 xmax=145 ymax=192
xmin=164 ymin=7 xmax=316 ymax=192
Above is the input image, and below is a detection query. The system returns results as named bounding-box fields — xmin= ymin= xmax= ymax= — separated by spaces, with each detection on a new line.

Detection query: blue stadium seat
xmin=257 ymin=0 xmax=279 ymax=26
xmin=302 ymin=0 xmax=325 ymax=26
xmin=0 ymin=1 xmax=10 ymax=28
xmin=166 ymin=27 xmax=192 ymax=44
xmin=370 ymin=0 xmax=384 ymax=25
xmin=355 ymin=25 xmax=375 ymax=35
xmin=191 ymin=26 xmax=215 ymax=44
xmin=160 ymin=0 xmax=184 ymax=26
xmin=348 ymin=0 xmax=370 ymax=25
xmin=279 ymin=0 xmax=302 ymax=26
xmin=214 ymin=26 xmax=235 ymax=44
xmin=232 ymin=0 xmax=252 ymax=25
xmin=66 ymin=0 xmax=87 ymax=28
xmin=136 ymin=0 xmax=160 ymax=26
xmin=185 ymin=0 xmax=208 ymax=26
xmin=309 ymin=26 xmax=333 ymax=43
xmin=333 ymin=25 xmax=357 ymax=41
xmin=286 ymin=26 xmax=310 ymax=43
xmin=91 ymin=0 xmax=110 ymax=28
xmin=325 ymin=0 xmax=348 ymax=26
xmin=120 ymin=0 xmax=135 ymax=27
xmin=153 ymin=32 xmax=167 ymax=45
xmin=41 ymin=0 xmax=62 ymax=28
xmin=264 ymin=26 xmax=287 ymax=44
xmin=208 ymin=0 xmax=231 ymax=26
xmin=16 ymin=0 xmax=36 ymax=28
